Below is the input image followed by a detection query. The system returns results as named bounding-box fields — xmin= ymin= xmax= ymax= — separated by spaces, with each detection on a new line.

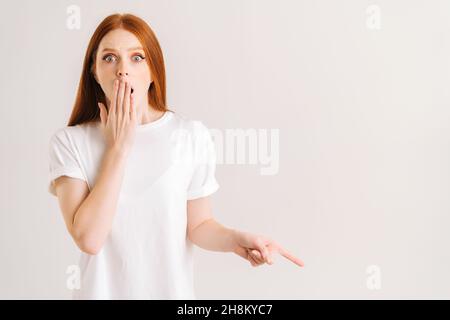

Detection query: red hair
xmin=68 ymin=13 xmax=170 ymax=126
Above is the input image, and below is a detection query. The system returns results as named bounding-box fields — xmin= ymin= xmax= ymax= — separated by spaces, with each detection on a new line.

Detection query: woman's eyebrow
xmin=101 ymin=46 xmax=144 ymax=52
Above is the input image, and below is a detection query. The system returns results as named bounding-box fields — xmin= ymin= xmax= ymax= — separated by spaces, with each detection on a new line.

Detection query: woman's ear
xmin=92 ymin=69 xmax=99 ymax=84
xmin=90 ymin=61 xmax=99 ymax=84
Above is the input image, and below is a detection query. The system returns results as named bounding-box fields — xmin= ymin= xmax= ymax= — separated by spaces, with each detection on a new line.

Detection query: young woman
xmin=48 ymin=13 xmax=304 ymax=299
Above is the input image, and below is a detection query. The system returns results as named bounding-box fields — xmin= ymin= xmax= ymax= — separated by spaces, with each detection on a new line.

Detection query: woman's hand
xmin=98 ymin=79 xmax=136 ymax=156
xmin=232 ymin=230 xmax=304 ymax=268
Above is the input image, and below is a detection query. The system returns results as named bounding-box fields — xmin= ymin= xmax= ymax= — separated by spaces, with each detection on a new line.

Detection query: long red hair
xmin=68 ymin=13 xmax=170 ymax=126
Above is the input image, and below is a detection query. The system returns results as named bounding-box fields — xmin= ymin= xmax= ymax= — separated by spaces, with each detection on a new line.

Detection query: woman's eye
xmin=132 ymin=55 xmax=145 ymax=62
xmin=103 ymin=54 xmax=116 ymax=63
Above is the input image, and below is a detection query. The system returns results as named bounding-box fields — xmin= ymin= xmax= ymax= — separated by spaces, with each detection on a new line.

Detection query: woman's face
xmin=93 ymin=28 xmax=152 ymax=109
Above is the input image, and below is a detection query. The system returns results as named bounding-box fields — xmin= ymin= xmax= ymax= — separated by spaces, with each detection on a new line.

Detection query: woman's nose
xmin=117 ymin=62 xmax=129 ymax=77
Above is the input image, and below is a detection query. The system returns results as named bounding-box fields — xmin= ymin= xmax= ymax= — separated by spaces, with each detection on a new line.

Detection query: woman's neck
xmin=137 ymin=104 xmax=165 ymax=125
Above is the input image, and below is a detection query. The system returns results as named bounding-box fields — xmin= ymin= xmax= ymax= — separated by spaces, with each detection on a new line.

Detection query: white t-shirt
xmin=48 ymin=110 xmax=220 ymax=299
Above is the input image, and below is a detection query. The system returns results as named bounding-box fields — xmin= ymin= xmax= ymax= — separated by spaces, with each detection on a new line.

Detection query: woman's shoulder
xmin=50 ymin=121 xmax=99 ymax=144
xmin=170 ymin=111 xmax=211 ymax=135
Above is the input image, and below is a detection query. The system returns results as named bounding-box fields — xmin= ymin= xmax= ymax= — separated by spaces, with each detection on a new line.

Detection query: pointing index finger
xmin=277 ymin=245 xmax=304 ymax=268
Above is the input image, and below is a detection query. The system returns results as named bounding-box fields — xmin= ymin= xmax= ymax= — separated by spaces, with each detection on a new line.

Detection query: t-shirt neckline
xmin=136 ymin=110 xmax=172 ymax=131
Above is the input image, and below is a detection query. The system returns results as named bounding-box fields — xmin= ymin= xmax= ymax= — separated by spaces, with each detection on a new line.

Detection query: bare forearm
xmin=72 ymin=147 xmax=127 ymax=252
xmin=189 ymin=219 xmax=238 ymax=252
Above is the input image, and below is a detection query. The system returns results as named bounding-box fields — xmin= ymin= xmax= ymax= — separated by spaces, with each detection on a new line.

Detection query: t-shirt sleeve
xmin=48 ymin=129 xmax=87 ymax=197
xmin=186 ymin=121 xmax=220 ymax=200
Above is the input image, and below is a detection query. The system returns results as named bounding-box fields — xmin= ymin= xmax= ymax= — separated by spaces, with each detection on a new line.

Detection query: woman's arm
xmin=187 ymin=217 xmax=237 ymax=252
xmin=187 ymin=197 xmax=304 ymax=267
xmin=55 ymin=147 xmax=128 ymax=255
xmin=186 ymin=195 xmax=236 ymax=252
xmin=55 ymin=79 xmax=136 ymax=255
